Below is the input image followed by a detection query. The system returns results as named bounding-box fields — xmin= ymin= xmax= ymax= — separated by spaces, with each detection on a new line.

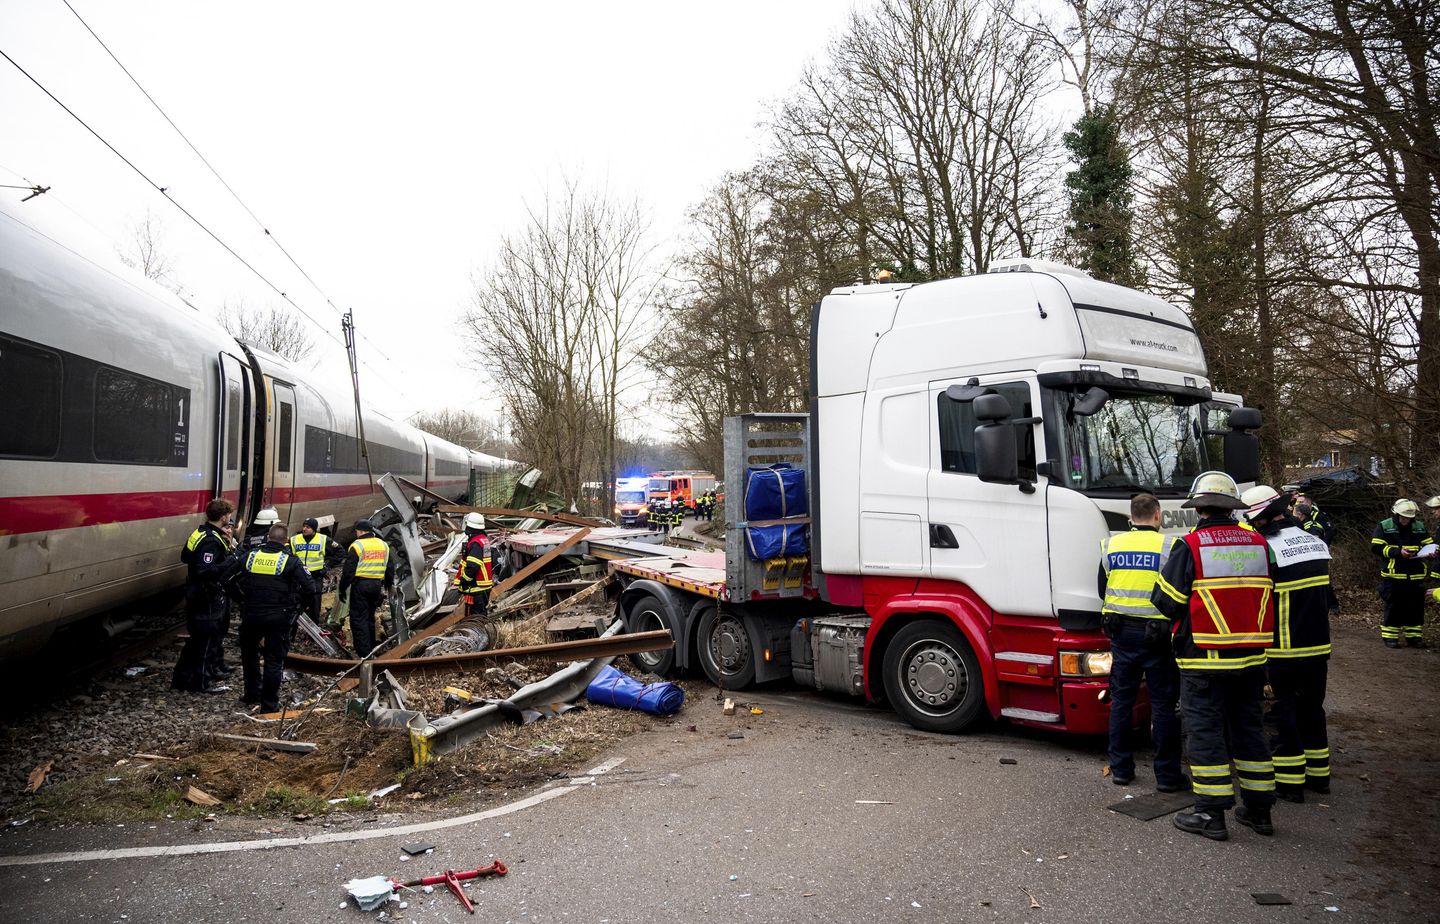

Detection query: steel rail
xmin=284 ymin=628 xmax=671 ymax=675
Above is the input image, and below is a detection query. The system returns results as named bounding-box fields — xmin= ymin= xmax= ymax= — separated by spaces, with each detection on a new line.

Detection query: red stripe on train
xmin=0 ymin=490 xmax=213 ymax=535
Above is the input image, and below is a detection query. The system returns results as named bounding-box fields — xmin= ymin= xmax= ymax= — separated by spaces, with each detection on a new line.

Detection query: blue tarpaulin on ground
xmin=585 ymin=664 xmax=685 ymax=716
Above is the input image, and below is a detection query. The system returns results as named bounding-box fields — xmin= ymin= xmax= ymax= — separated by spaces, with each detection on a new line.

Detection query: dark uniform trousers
xmin=239 ymin=612 xmax=291 ymax=710
xmin=301 ymin=570 xmax=326 ymax=623
xmin=173 ymin=588 xmax=227 ymax=691
xmin=1267 ymin=658 xmax=1330 ymax=792
xmin=349 ymin=579 xmax=385 ymax=657
xmin=1181 ymin=667 xmax=1277 ymax=812
xmin=1107 ymin=619 xmax=1183 ymax=785
xmin=204 ymin=601 xmax=232 ymax=676
xmin=1380 ymin=581 xmax=1426 ymax=642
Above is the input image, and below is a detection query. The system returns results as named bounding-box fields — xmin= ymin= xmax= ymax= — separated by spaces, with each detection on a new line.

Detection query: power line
xmin=0 ymin=45 xmax=348 ymax=351
xmin=60 ymin=0 xmax=409 ymax=375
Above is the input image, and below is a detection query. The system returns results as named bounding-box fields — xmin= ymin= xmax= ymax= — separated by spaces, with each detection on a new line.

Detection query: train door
xmin=215 ymin=353 xmax=254 ymax=518
xmin=270 ymin=381 xmax=297 ymax=524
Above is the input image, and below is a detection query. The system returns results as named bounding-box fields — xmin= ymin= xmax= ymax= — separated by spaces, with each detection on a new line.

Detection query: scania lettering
xmin=613 ymin=260 xmax=1261 ymax=734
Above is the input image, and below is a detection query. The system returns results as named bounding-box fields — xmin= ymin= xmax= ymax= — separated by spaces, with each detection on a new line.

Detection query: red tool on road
xmin=389 ymin=860 xmax=507 ymax=914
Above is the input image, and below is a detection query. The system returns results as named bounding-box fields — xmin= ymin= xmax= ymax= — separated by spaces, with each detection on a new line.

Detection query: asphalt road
xmin=1 ymin=620 xmax=1434 ymax=923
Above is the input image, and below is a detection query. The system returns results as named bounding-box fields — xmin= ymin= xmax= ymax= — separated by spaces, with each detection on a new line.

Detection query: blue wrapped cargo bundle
xmin=745 ymin=463 xmax=808 ymax=520
xmin=745 ymin=523 xmax=809 ymax=560
xmin=585 ymin=664 xmax=685 ymax=716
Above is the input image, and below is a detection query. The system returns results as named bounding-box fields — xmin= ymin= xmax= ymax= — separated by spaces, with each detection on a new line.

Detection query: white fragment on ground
xmin=344 ymin=876 xmax=396 ymax=911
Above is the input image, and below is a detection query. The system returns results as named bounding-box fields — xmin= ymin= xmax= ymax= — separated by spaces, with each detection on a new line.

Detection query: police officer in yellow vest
xmin=1098 ymin=493 xmax=1186 ymax=791
xmin=172 ymin=498 xmax=238 ymax=694
xmin=219 ymin=523 xmax=313 ymax=712
xmin=289 ymin=518 xmax=342 ymax=626
xmin=338 ymin=519 xmax=395 ymax=658
xmin=1154 ymin=471 xmax=1279 ymax=841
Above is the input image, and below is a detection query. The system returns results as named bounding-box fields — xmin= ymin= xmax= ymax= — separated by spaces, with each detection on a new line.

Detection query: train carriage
xmin=0 ymin=210 xmax=516 ymax=658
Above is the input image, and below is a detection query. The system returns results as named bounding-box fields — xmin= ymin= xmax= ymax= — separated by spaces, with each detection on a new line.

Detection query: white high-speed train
xmin=0 ymin=210 xmax=515 ymax=658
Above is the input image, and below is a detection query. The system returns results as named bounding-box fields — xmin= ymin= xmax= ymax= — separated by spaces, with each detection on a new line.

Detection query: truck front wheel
xmin=624 ymin=594 xmax=676 ymax=676
xmin=881 ymin=620 xmax=985 ymax=733
xmin=696 ymin=605 xmax=756 ymax=690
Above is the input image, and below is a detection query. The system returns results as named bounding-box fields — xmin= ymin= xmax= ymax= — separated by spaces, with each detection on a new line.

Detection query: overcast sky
xmin=0 ymin=0 xmax=867 ymax=432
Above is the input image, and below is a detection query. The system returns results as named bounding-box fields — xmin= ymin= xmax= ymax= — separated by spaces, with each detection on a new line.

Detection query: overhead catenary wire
xmin=60 ymin=0 xmax=409 ymax=374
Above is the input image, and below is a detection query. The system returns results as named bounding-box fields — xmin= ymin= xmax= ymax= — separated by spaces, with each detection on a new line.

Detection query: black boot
xmin=1174 ymin=809 xmax=1229 ymax=841
xmin=1276 ymin=787 xmax=1304 ymax=804
xmin=1406 ymin=637 xmax=1427 ymax=648
xmin=1235 ymin=805 xmax=1275 ymax=836
xmin=1384 ymin=639 xmax=1402 ymax=649
xmin=1156 ymin=776 xmax=1190 ymax=794
xmin=1305 ymin=777 xmax=1331 ymax=795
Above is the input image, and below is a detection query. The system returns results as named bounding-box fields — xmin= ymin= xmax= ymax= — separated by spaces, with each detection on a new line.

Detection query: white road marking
xmin=0 ymin=757 xmax=626 ymax=868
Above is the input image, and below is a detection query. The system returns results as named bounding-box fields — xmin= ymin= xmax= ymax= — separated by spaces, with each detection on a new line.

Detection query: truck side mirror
xmin=973 ymin=394 xmax=1019 ymax=484
xmin=1224 ymin=406 xmax=1262 ymax=484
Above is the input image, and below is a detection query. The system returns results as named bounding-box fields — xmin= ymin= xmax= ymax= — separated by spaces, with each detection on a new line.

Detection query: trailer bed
xmin=608 ymin=547 xmax=728 ymax=600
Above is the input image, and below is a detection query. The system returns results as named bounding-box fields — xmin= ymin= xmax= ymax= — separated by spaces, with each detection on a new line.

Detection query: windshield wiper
xmin=1086 ymin=480 xmax=1153 ymax=494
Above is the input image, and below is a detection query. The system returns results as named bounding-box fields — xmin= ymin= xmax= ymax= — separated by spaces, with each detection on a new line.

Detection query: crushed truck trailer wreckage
xmin=275 ymin=471 xmax=682 ymax=770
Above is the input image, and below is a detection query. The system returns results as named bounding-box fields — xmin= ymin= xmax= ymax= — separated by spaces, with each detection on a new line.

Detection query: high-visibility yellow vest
xmin=246 ymin=549 xmax=290 ymax=575
xmin=1100 ymin=529 xmax=1174 ymax=619
xmin=289 ymin=534 xmax=328 ymax=572
xmin=350 ymin=536 xmax=389 ymax=580
xmin=185 ymin=528 xmax=208 ymax=552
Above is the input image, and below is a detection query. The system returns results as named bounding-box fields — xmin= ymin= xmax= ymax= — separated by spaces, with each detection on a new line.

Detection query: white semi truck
xmin=612 ymin=260 xmax=1260 ymax=734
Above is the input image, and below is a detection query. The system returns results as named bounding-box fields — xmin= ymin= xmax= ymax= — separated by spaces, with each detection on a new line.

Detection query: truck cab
xmin=809 ymin=259 xmax=1259 ymax=732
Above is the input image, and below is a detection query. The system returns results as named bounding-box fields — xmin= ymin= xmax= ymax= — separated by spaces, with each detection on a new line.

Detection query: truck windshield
xmin=1057 ymin=390 xmax=1205 ymax=496
xmin=616 ymin=489 xmax=646 ymax=504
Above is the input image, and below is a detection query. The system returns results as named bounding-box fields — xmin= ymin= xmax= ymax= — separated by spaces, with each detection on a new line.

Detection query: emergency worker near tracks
xmin=1243 ymin=485 xmax=1334 ymax=801
xmin=222 ymin=523 xmax=313 ymax=712
xmin=338 ymin=519 xmax=395 ymax=658
xmin=1292 ymin=491 xmax=1335 ymax=545
xmin=1372 ymin=499 xmax=1434 ymax=648
xmin=172 ymin=498 xmax=238 ymax=694
xmin=210 ymin=506 xmax=278 ymax=677
xmin=1152 ymin=471 xmax=1279 ymax=842
xmin=1096 ymin=493 xmax=1186 ymax=792
xmin=288 ymin=518 xmax=341 ymax=625
xmin=456 ymin=512 xmax=494 ymax=618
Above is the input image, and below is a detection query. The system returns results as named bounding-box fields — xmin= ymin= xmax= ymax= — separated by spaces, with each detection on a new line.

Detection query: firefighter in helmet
xmin=1153 ymin=471 xmax=1279 ymax=841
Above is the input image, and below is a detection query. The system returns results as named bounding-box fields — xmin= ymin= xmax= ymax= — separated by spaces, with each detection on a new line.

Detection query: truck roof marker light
xmin=1185 ymin=377 xmax=1197 ymax=387
xmin=1080 ymin=363 xmax=1101 ymax=372
xmin=1122 ymin=368 xmax=1140 ymax=380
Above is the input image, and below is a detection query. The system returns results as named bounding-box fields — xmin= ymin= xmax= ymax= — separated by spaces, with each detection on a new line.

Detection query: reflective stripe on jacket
xmin=246 ymin=548 xmax=290 ymax=575
xmin=1371 ymin=517 xmax=1431 ymax=580
xmin=1154 ymin=518 xmax=1276 ymax=671
xmin=1100 ymin=529 xmax=1174 ymax=619
xmin=458 ymin=533 xmax=493 ymax=593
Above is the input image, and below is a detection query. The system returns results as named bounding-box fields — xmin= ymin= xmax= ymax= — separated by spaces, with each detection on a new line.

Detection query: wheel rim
xmin=898 ymin=637 xmax=969 ymax=716
xmin=632 ymin=607 xmax=666 ymax=669
xmin=705 ymin=613 xmax=750 ymax=678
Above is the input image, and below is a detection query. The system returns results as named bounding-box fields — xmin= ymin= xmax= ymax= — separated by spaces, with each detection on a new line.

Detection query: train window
xmin=0 ymin=335 xmax=62 ymax=459
xmin=93 ymin=368 xmax=190 ymax=466
xmin=277 ymin=402 xmax=293 ymax=472
xmin=226 ymin=380 xmax=241 ymax=470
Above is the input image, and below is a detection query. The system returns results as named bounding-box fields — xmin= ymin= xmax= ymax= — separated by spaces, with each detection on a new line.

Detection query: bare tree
xmin=118 ymin=209 xmax=178 ymax=289
xmin=462 ymin=181 xmax=657 ymax=508
xmin=217 ymin=298 xmax=316 ymax=365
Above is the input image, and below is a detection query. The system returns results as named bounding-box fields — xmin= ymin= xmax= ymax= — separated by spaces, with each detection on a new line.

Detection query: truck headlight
xmin=1059 ymin=650 xmax=1112 ymax=677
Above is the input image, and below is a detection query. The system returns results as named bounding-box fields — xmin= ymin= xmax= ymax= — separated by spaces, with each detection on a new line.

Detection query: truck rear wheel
xmin=624 ymin=594 xmax=676 ymax=676
xmin=696 ymin=605 xmax=756 ymax=690
xmin=881 ymin=620 xmax=985 ymax=733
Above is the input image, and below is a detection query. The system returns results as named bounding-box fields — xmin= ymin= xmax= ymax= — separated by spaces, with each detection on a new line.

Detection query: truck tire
xmin=695 ymin=605 xmax=756 ymax=690
xmin=624 ymin=594 xmax=676 ymax=676
xmin=881 ymin=620 xmax=985 ymax=733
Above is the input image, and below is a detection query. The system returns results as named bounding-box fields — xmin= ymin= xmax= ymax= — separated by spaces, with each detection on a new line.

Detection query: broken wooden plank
xmin=491 ymin=528 xmax=591 ymax=603
xmin=26 ymin=760 xmax=52 ymax=793
xmin=184 ymin=785 xmax=222 ymax=806
xmin=211 ymin=733 xmax=318 ymax=754
xmin=285 ymin=628 xmax=674 ymax=675
xmin=528 ymin=575 xmax=615 ymax=632
xmin=437 ymin=504 xmax=605 ymax=529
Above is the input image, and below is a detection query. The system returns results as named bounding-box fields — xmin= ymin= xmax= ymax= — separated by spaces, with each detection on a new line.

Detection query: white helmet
xmin=1393 ymin=498 xmax=1420 ymax=518
xmin=1240 ymin=485 xmax=1283 ymax=522
xmin=252 ymin=507 xmax=281 ymax=527
xmin=1182 ymin=471 xmax=1247 ymax=510
xmin=464 ymin=512 xmax=486 ymax=531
